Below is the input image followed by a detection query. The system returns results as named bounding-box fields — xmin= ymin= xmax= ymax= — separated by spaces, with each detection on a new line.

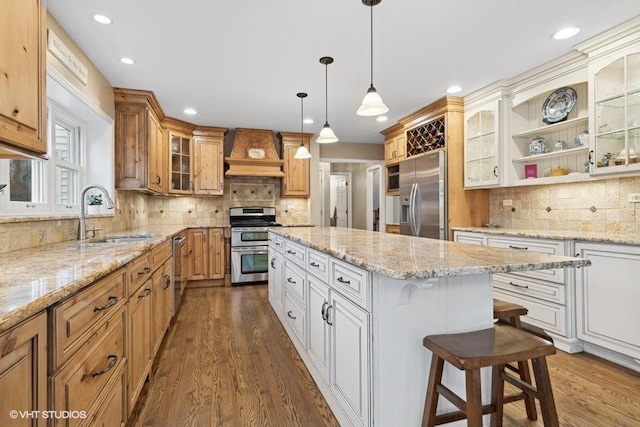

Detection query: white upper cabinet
xmin=464 ymin=85 xmax=507 ymax=188
xmin=589 ymin=49 xmax=640 ymax=175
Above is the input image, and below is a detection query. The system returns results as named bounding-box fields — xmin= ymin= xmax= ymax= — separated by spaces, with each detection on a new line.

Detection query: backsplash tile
xmin=489 ymin=176 xmax=640 ymax=234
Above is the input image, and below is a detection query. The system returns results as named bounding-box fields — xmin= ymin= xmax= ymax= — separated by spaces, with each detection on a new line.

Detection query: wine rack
xmin=406 ymin=117 xmax=445 ymax=157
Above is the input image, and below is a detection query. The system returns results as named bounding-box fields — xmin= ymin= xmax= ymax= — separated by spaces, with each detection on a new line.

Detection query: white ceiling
xmin=48 ymin=1 xmax=640 ymax=144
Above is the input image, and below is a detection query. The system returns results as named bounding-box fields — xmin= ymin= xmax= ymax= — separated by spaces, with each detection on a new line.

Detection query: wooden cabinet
xmin=278 ymin=132 xmax=311 ymax=198
xmin=0 ymin=312 xmax=47 ymax=427
xmin=193 ymin=128 xmax=227 ymax=196
xmin=575 ymin=242 xmax=640 ymax=364
xmin=50 ymin=267 xmax=128 ymax=427
xmin=114 ymin=88 xmax=167 ymax=193
xmin=0 ymin=0 xmax=47 ymax=154
xmin=167 ymin=126 xmax=193 ymax=195
xmin=127 ymin=256 xmax=154 ymax=412
xmin=464 ymin=86 xmax=507 ymax=188
xmin=381 ymin=124 xmax=405 ymax=194
xmin=187 ymin=228 xmax=225 ymax=281
xmin=152 ymin=259 xmax=173 ymax=356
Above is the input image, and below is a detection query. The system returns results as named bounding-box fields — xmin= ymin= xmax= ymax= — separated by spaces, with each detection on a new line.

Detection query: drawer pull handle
xmin=509 ymin=281 xmax=529 ymax=289
xmin=310 ymin=261 xmax=320 ymax=268
xmin=337 ymin=276 xmax=351 ymax=284
xmin=138 ymin=288 xmax=152 ymax=299
xmin=321 ymin=301 xmax=329 ymax=320
xmin=82 ymin=355 xmax=118 ymax=381
xmin=325 ymin=305 xmax=333 ymax=325
xmin=270 ymin=259 xmax=276 ymax=268
xmin=508 ymin=245 xmax=528 ymax=250
xmin=287 ymin=277 xmax=296 ymax=284
xmin=163 ymin=275 xmax=171 ymax=289
xmin=276 ymin=242 xmax=282 ymax=246
xmin=93 ymin=296 xmax=118 ymax=313
xmin=287 ymin=249 xmax=296 ymax=255
xmin=138 ymin=267 xmax=151 ymax=275
xmin=287 ymin=310 xmax=297 ymax=320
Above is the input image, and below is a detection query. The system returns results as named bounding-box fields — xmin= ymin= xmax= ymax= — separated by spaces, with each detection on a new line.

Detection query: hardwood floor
xmin=129 ymin=285 xmax=640 ymax=427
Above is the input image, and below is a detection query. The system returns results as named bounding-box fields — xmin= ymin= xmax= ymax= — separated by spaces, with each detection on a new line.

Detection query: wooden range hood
xmin=224 ymin=128 xmax=285 ymax=177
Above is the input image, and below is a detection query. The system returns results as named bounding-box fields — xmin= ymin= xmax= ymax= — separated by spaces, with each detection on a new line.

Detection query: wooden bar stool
xmin=492 ymin=299 xmax=537 ymax=420
xmin=422 ymin=324 xmax=559 ymax=427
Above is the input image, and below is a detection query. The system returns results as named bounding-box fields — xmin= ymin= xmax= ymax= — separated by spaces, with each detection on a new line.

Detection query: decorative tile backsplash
xmin=489 ymin=176 xmax=640 ymax=234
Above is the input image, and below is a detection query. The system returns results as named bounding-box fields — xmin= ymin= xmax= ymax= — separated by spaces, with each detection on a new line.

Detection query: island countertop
xmin=453 ymin=226 xmax=640 ymax=246
xmin=271 ymin=227 xmax=590 ymax=280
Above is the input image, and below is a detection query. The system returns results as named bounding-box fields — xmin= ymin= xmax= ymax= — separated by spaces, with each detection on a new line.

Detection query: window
xmin=0 ymin=103 xmax=84 ymax=215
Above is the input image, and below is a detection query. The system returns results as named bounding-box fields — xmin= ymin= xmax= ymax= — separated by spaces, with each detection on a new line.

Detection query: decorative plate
xmin=542 ymin=87 xmax=577 ymax=124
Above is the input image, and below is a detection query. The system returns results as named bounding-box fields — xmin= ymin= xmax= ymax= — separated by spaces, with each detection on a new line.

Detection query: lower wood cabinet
xmin=127 ymin=268 xmax=153 ymax=413
xmin=187 ymin=228 xmax=225 ymax=281
xmin=0 ymin=312 xmax=47 ymax=427
xmin=152 ymin=259 xmax=173 ymax=356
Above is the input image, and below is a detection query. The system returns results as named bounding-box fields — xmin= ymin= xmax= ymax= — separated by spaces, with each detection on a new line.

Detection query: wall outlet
xmin=628 ymin=193 xmax=640 ymax=203
xmin=502 ymin=199 xmax=513 ymax=206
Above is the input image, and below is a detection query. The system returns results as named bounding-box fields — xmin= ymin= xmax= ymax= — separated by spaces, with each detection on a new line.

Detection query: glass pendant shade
xmin=316 ymin=122 xmax=339 ymax=143
xmin=294 ymin=144 xmax=312 ymax=159
xmin=357 ymin=85 xmax=389 ymax=116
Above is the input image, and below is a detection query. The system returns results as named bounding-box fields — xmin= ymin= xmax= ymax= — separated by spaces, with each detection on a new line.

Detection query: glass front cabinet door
xmin=464 ymin=100 xmax=501 ymax=188
xmin=590 ymin=50 xmax=640 ymax=175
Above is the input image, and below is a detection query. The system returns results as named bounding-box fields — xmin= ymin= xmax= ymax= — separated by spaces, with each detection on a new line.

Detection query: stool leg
xmin=509 ymin=316 xmax=538 ymax=420
xmin=491 ymin=365 xmax=505 ymax=427
xmin=531 ymin=356 xmax=559 ymax=427
xmin=422 ymin=355 xmax=445 ymax=427
xmin=465 ymin=368 xmax=483 ymax=427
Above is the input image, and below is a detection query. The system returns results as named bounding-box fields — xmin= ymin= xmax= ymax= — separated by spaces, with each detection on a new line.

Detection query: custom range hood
xmin=225 ymin=128 xmax=285 ymax=177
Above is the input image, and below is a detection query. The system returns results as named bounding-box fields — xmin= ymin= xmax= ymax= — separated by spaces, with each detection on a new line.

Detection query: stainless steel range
xmin=230 ymin=206 xmax=281 ymax=285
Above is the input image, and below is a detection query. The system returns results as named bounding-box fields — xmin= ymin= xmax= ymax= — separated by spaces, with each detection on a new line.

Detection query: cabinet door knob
xmin=321 ymin=301 xmax=329 ymax=320
xmin=287 ymin=310 xmax=297 ymax=320
xmin=493 ymin=166 xmax=498 ymax=177
xmin=325 ymin=305 xmax=333 ymax=325
xmin=12 ymin=108 xmax=19 ymax=117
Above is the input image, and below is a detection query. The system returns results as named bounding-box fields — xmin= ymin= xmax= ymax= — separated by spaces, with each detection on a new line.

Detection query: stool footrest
xmin=501 ymin=371 xmax=539 ymax=398
xmin=433 ymin=405 xmax=496 ymax=425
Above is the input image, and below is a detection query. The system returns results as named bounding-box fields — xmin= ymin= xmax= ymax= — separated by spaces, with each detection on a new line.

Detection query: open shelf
xmin=512 ymin=116 xmax=589 ymax=139
xmin=512 ymin=172 xmax=591 ymax=186
xmin=513 ymin=146 xmax=590 ymax=163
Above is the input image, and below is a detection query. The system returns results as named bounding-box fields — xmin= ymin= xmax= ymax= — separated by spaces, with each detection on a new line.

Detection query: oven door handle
xmin=232 ymin=247 xmax=269 ymax=255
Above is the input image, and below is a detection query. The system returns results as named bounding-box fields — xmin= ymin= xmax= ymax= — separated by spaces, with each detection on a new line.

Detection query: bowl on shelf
xmin=549 ymin=167 xmax=570 ymax=177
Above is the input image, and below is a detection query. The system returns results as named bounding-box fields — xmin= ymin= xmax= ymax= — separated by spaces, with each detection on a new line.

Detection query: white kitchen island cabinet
xmin=268 ymin=227 xmax=588 ymax=427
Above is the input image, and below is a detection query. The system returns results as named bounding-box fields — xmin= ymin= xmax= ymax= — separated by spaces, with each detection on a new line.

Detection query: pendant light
xmin=294 ymin=92 xmax=312 ymax=159
xmin=356 ymin=0 xmax=389 ymax=116
xmin=316 ymin=56 xmax=339 ymax=143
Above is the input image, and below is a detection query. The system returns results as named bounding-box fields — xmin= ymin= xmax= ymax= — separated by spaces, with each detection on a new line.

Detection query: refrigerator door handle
xmin=414 ymin=184 xmax=422 ymax=236
xmin=408 ymin=183 xmax=415 ymax=235
xmin=411 ymin=183 xmax=419 ymax=236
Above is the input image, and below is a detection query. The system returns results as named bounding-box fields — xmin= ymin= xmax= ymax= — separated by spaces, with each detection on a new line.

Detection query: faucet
xmin=79 ymin=184 xmax=115 ymax=240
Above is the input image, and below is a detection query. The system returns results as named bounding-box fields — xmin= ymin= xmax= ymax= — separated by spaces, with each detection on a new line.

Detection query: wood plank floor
xmin=129 ymin=285 xmax=640 ymax=427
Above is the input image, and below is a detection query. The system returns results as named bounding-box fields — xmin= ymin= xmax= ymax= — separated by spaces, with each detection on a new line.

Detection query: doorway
xmin=366 ymin=165 xmax=384 ymax=231
xmin=329 ymin=172 xmax=351 ymax=228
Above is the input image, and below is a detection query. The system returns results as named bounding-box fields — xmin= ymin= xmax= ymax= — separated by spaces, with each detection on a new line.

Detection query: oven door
xmin=231 ymin=246 xmax=269 ymax=284
xmin=231 ymin=227 xmax=270 ymax=247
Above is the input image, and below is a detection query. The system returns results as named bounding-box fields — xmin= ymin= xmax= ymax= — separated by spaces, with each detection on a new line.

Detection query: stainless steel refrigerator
xmin=399 ymin=150 xmax=447 ymax=239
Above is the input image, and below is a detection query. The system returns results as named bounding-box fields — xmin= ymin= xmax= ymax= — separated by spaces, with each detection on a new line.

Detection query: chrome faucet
xmin=79 ymin=184 xmax=115 ymax=240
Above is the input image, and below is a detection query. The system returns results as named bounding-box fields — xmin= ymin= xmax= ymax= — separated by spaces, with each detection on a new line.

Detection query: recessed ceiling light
xmin=376 ymin=115 xmax=388 ymax=122
xmin=120 ymin=57 xmax=135 ymax=65
xmin=553 ymin=27 xmax=580 ymax=40
xmin=446 ymin=86 xmax=462 ymax=94
xmin=303 ymin=118 xmax=314 ymax=124
xmin=93 ymin=14 xmax=112 ymax=24
xmin=183 ymin=108 xmax=197 ymax=115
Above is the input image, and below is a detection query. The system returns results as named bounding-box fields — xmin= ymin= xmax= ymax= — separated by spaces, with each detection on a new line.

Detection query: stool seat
xmin=422 ymin=324 xmax=559 ymax=427
xmin=493 ymin=299 xmax=528 ymax=321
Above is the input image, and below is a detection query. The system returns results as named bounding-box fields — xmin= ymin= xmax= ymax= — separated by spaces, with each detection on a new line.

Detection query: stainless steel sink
xmin=91 ymin=233 xmax=155 ymax=243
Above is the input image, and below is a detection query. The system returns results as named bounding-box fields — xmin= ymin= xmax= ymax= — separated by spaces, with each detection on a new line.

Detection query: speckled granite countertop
xmin=453 ymin=227 xmax=640 ymax=245
xmin=0 ymin=225 xmax=185 ymax=334
xmin=271 ymin=227 xmax=590 ymax=280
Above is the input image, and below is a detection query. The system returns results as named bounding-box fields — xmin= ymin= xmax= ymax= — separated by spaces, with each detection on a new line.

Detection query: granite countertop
xmin=453 ymin=227 xmax=640 ymax=245
xmin=0 ymin=225 xmax=186 ymax=334
xmin=271 ymin=227 xmax=590 ymax=280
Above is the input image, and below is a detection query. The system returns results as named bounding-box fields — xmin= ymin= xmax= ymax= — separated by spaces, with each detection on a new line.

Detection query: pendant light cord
xmin=369 ymin=3 xmax=374 ymax=87
xmin=300 ymin=96 xmax=304 ymax=146
xmin=325 ymin=63 xmax=329 ymax=123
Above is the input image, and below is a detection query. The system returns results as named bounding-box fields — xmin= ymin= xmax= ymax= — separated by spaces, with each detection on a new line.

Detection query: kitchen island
xmin=268 ymin=227 xmax=590 ymax=427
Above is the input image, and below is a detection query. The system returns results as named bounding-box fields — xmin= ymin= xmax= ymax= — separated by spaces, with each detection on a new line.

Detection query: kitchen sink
xmin=91 ymin=233 xmax=155 ymax=243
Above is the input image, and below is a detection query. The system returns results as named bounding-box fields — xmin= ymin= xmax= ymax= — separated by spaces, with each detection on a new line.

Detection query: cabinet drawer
xmin=494 ymin=289 xmax=566 ymax=336
xmin=270 ymin=233 xmax=285 ymax=253
xmin=453 ymin=231 xmax=485 ymax=246
xmin=284 ymin=290 xmax=307 ymax=350
xmin=284 ymin=240 xmax=306 ymax=267
xmin=486 ymin=236 xmax=566 ymax=283
xmin=80 ymin=361 xmax=126 ymax=427
xmin=128 ymin=253 xmax=152 ymax=296
xmin=307 ymin=248 xmax=329 ymax=283
xmin=51 ymin=307 xmax=126 ymax=427
xmin=52 ymin=268 xmax=126 ymax=369
xmin=331 ymin=259 xmax=370 ymax=310
xmin=493 ymin=274 xmax=565 ymax=305
xmin=284 ymin=261 xmax=306 ymax=304
xmin=151 ymin=239 xmax=172 ymax=272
